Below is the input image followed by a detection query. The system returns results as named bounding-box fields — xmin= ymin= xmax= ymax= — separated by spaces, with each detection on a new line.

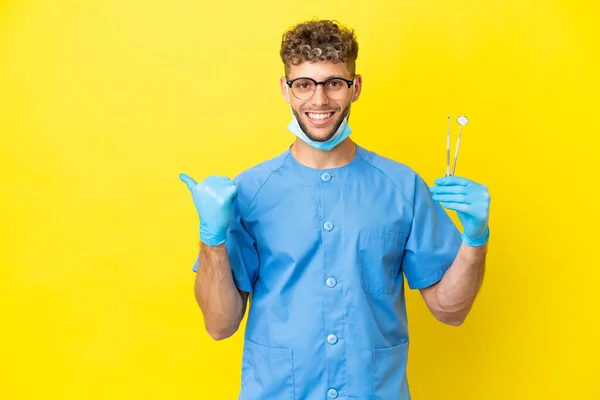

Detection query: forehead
xmin=287 ymin=61 xmax=352 ymax=80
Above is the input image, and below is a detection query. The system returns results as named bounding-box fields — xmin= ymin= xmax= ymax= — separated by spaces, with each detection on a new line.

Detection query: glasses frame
xmin=286 ymin=76 xmax=355 ymax=100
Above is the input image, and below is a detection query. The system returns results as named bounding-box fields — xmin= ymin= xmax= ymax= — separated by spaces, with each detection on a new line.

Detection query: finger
xmin=434 ymin=176 xmax=471 ymax=186
xmin=430 ymin=185 xmax=467 ymax=195
xmin=203 ymin=175 xmax=224 ymax=184
xmin=222 ymin=184 xmax=238 ymax=200
xmin=432 ymin=194 xmax=469 ymax=204
xmin=179 ymin=173 xmax=197 ymax=192
xmin=439 ymin=202 xmax=470 ymax=212
xmin=209 ymin=175 xmax=230 ymax=182
xmin=206 ymin=175 xmax=234 ymax=187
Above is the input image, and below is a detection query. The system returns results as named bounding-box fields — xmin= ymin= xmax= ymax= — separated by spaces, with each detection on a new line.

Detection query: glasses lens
xmin=323 ymin=79 xmax=349 ymax=99
xmin=291 ymin=79 xmax=315 ymax=99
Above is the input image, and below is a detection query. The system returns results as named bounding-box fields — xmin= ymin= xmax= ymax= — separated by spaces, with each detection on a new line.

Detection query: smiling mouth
xmin=305 ymin=112 xmax=335 ymax=124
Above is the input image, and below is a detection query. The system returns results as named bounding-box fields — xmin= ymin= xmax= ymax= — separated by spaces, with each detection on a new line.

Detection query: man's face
xmin=281 ymin=61 xmax=362 ymax=142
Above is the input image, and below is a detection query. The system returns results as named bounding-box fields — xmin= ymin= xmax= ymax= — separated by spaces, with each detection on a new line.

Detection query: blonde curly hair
xmin=280 ymin=19 xmax=359 ymax=76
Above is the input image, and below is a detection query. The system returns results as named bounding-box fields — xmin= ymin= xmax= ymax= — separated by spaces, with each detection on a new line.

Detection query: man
xmin=180 ymin=19 xmax=490 ymax=400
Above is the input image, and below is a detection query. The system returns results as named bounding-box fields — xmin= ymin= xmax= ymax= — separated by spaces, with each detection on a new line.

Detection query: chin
xmin=301 ymin=119 xmax=342 ymax=142
xmin=304 ymin=129 xmax=336 ymax=142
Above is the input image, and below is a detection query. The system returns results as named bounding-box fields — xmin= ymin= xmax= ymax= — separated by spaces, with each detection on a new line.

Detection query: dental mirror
xmin=451 ymin=115 xmax=468 ymax=175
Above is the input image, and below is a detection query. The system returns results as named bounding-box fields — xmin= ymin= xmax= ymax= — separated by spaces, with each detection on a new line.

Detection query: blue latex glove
xmin=179 ymin=173 xmax=238 ymax=246
xmin=430 ymin=176 xmax=491 ymax=246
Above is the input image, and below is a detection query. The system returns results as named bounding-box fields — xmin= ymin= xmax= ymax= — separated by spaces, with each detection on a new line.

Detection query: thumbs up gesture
xmin=179 ymin=173 xmax=238 ymax=246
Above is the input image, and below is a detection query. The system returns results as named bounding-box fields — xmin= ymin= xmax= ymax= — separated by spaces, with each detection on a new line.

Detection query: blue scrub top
xmin=193 ymin=145 xmax=462 ymax=400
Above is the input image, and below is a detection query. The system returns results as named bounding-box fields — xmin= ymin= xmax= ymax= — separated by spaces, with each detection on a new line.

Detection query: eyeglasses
xmin=286 ymin=76 xmax=355 ymax=100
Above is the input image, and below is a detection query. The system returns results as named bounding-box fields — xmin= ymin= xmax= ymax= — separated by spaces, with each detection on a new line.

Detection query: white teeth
xmin=308 ymin=112 xmax=333 ymax=120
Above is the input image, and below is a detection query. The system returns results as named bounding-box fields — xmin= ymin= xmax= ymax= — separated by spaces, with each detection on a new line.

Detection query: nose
xmin=310 ymin=83 xmax=329 ymax=106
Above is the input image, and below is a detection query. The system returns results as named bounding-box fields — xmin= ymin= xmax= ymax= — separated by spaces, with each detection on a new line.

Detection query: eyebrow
xmin=289 ymin=75 xmax=350 ymax=81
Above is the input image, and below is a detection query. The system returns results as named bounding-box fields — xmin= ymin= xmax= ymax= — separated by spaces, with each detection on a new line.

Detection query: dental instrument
xmin=451 ymin=116 xmax=468 ymax=176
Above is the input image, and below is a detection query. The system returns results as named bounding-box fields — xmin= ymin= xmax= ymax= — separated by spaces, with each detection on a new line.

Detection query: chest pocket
xmin=358 ymin=229 xmax=408 ymax=295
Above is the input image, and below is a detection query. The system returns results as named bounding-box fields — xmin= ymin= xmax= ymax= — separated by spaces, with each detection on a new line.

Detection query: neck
xmin=290 ymin=137 xmax=357 ymax=169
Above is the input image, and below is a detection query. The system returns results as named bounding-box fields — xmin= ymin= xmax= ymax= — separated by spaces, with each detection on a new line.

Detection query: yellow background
xmin=1 ymin=0 xmax=599 ymax=399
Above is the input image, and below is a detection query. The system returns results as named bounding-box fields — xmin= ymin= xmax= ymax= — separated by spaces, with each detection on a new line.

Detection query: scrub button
xmin=327 ymin=389 xmax=339 ymax=399
xmin=327 ymin=334 xmax=338 ymax=344
xmin=321 ymin=172 xmax=331 ymax=182
xmin=326 ymin=277 xmax=337 ymax=287
xmin=323 ymin=221 xmax=334 ymax=231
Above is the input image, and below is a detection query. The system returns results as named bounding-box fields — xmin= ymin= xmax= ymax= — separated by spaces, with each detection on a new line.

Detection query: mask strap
xmin=346 ymin=77 xmax=356 ymax=115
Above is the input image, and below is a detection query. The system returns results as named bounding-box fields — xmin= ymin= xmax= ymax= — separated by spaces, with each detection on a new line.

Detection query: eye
xmin=326 ymin=79 xmax=345 ymax=89
xmin=292 ymin=79 xmax=314 ymax=91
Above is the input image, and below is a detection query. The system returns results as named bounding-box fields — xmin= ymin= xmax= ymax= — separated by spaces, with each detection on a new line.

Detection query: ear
xmin=352 ymin=74 xmax=363 ymax=102
xmin=280 ymin=77 xmax=290 ymax=104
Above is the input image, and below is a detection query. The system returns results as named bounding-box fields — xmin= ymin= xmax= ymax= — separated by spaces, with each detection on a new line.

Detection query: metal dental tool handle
xmin=446 ymin=116 xmax=451 ymax=176
xmin=452 ymin=116 xmax=469 ymax=176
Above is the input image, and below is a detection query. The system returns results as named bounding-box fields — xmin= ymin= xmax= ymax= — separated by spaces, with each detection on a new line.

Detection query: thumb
xmin=179 ymin=173 xmax=197 ymax=192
